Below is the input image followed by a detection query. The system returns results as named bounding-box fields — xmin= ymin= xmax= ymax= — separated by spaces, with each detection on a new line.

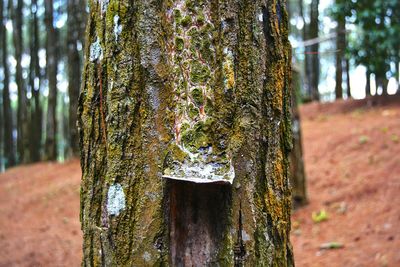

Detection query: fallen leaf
xmin=312 ymin=209 xmax=329 ymax=223
xmin=320 ymin=242 xmax=343 ymax=249
xmin=359 ymin=135 xmax=369 ymax=144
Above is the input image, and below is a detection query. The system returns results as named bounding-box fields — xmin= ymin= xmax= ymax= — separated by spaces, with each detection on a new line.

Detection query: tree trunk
xmin=396 ymin=61 xmax=399 ymax=94
xmin=366 ymin=69 xmax=371 ymax=96
xmin=290 ymin=68 xmax=307 ymax=208
xmin=1 ymin=0 xmax=15 ymax=168
xmin=67 ymin=0 xmax=86 ymax=157
xmin=79 ymin=0 xmax=294 ymax=266
xmin=334 ymin=9 xmax=345 ymax=100
xmin=11 ymin=0 xmax=30 ymax=163
xmin=44 ymin=0 xmax=58 ymax=160
xmin=345 ymin=58 xmax=351 ymax=98
xmin=29 ymin=0 xmax=42 ymax=162
xmin=307 ymin=0 xmax=319 ymax=101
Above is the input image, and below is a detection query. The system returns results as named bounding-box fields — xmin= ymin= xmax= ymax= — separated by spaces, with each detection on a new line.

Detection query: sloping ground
xmin=0 ymin=96 xmax=399 ymax=266
xmin=293 ymin=96 xmax=400 ymax=267
xmin=0 ymin=160 xmax=82 ymax=266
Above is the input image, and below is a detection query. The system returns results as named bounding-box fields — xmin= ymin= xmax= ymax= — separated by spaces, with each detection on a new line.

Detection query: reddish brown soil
xmin=293 ymin=96 xmax=400 ymax=267
xmin=0 ymin=96 xmax=399 ymax=266
xmin=0 ymin=161 xmax=82 ymax=267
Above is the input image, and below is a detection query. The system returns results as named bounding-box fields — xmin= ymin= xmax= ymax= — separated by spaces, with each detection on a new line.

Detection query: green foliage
xmin=331 ymin=0 xmax=400 ymax=80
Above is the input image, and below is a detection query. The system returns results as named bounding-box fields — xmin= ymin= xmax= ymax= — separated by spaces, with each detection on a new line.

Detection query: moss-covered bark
xmin=79 ymin=0 xmax=294 ymax=266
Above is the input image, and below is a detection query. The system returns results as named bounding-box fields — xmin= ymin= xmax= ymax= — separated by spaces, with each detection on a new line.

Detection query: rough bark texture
xmin=29 ymin=0 xmax=43 ymax=162
xmin=11 ymin=0 xmax=30 ymax=163
xmin=79 ymin=0 xmax=294 ymax=266
xmin=334 ymin=10 xmax=345 ymax=100
xmin=289 ymin=69 xmax=307 ymax=208
xmin=68 ymin=0 xmax=87 ymax=157
xmin=44 ymin=0 xmax=58 ymax=160
xmin=1 ymin=0 xmax=15 ymax=167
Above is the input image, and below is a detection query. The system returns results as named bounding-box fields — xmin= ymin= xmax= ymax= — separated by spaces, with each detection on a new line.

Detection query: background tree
xmin=44 ymin=0 xmax=58 ymax=160
xmin=305 ymin=0 xmax=320 ymax=101
xmin=342 ymin=0 xmax=400 ymax=96
xmin=11 ymin=0 xmax=30 ymax=163
xmin=29 ymin=0 xmax=43 ymax=162
xmin=67 ymin=0 xmax=86 ymax=157
xmin=334 ymin=0 xmax=345 ymax=100
xmin=1 ymin=0 xmax=15 ymax=167
xmin=290 ymin=67 xmax=307 ymax=208
xmin=79 ymin=0 xmax=294 ymax=265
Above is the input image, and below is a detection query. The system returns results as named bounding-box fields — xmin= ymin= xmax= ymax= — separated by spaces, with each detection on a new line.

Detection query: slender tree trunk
xmin=11 ymin=0 xmax=30 ymax=163
xmin=299 ymin=0 xmax=311 ymax=102
xmin=396 ymin=61 xmax=399 ymax=94
xmin=29 ymin=0 xmax=42 ymax=162
xmin=376 ymin=75 xmax=387 ymax=96
xmin=334 ymin=9 xmax=345 ymax=100
xmin=67 ymin=0 xmax=86 ymax=157
xmin=381 ymin=78 xmax=388 ymax=96
xmin=366 ymin=69 xmax=371 ymax=96
xmin=308 ymin=0 xmax=319 ymax=101
xmin=345 ymin=58 xmax=351 ymax=98
xmin=1 ymin=0 xmax=15 ymax=167
xmin=44 ymin=0 xmax=58 ymax=160
xmin=290 ymin=68 xmax=307 ymax=208
xmin=79 ymin=0 xmax=294 ymax=266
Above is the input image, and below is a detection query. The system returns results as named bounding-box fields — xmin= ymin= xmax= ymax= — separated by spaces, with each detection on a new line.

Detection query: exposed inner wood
xmin=169 ymin=180 xmax=231 ymax=266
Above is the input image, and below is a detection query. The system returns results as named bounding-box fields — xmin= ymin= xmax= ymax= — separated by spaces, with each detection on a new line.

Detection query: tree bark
xmin=44 ymin=0 xmax=58 ymax=160
xmin=29 ymin=0 xmax=43 ymax=162
xmin=1 ymin=0 xmax=15 ymax=167
xmin=345 ymin=58 xmax=351 ymax=98
xmin=11 ymin=0 xmax=30 ymax=163
xmin=290 ymin=68 xmax=307 ymax=208
xmin=67 ymin=0 xmax=86 ymax=157
xmin=306 ymin=0 xmax=319 ymax=101
xmin=365 ymin=69 xmax=371 ymax=96
xmin=334 ymin=9 xmax=345 ymax=100
xmin=79 ymin=0 xmax=294 ymax=266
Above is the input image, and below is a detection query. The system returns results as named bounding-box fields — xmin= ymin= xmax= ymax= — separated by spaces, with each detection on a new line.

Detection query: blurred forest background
xmin=0 ymin=0 xmax=399 ymax=170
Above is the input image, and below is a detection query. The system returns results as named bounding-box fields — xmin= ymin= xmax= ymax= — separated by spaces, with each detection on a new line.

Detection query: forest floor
xmin=0 ymin=96 xmax=399 ymax=267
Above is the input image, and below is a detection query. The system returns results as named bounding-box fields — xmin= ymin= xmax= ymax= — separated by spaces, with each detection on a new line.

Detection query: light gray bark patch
xmin=100 ymin=0 xmax=109 ymax=15
xmin=143 ymin=252 xmax=151 ymax=262
xmin=113 ymin=15 xmax=122 ymax=41
xmin=89 ymin=38 xmax=103 ymax=62
xmin=106 ymin=183 xmax=126 ymax=216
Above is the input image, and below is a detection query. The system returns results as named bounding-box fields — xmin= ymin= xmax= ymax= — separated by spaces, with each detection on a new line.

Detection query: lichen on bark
xmin=78 ymin=0 xmax=294 ymax=266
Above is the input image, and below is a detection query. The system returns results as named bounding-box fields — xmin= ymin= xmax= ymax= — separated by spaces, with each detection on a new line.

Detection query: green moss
xmin=190 ymin=61 xmax=210 ymax=84
xmin=185 ymin=1 xmax=196 ymax=13
xmin=196 ymin=13 xmax=205 ymax=25
xmin=191 ymin=87 xmax=204 ymax=106
xmin=181 ymin=16 xmax=191 ymax=27
xmin=181 ymin=122 xmax=190 ymax=133
xmin=200 ymin=40 xmax=213 ymax=63
xmin=175 ymin=37 xmax=184 ymax=52
xmin=168 ymin=143 xmax=188 ymax=162
xmin=187 ymin=103 xmax=199 ymax=119
xmin=181 ymin=121 xmax=210 ymax=151
xmin=173 ymin=9 xmax=182 ymax=21
xmin=205 ymin=97 xmax=214 ymax=114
